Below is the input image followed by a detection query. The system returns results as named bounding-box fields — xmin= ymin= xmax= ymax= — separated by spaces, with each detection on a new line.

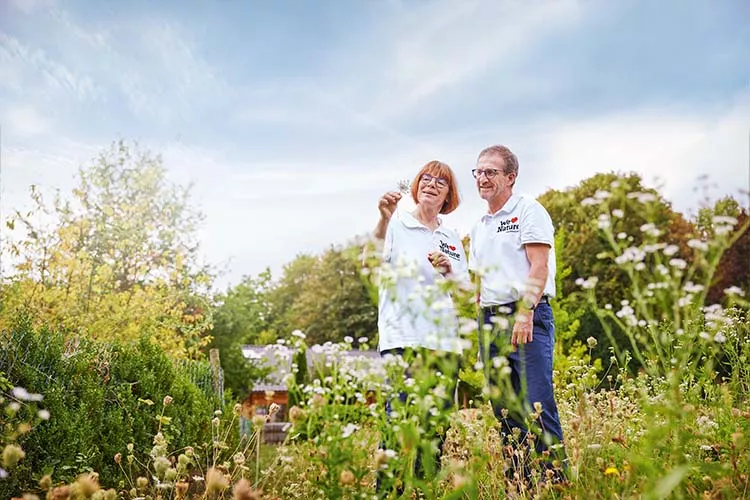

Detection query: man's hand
xmin=378 ymin=191 xmax=402 ymax=220
xmin=511 ymin=310 xmax=534 ymax=346
xmin=428 ymin=251 xmax=452 ymax=276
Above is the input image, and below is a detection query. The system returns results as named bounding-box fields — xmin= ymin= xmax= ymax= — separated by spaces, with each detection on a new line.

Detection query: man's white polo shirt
xmin=469 ymin=193 xmax=556 ymax=307
xmin=378 ymin=208 xmax=468 ymax=354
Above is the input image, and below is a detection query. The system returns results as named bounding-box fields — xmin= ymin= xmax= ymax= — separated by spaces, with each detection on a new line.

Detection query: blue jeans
xmin=479 ymin=301 xmax=565 ymax=458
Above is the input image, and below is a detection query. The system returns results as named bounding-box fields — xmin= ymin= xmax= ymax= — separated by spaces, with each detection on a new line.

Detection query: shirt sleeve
xmin=520 ymin=201 xmax=554 ymax=247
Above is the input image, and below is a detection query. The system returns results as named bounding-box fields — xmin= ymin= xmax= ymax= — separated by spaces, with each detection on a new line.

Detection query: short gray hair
xmin=477 ymin=145 xmax=519 ymax=178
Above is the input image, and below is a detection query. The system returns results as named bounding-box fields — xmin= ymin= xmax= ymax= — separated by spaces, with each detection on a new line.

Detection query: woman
xmin=373 ymin=160 xmax=468 ymax=489
xmin=374 ymin=160 xmax=468 ymax=354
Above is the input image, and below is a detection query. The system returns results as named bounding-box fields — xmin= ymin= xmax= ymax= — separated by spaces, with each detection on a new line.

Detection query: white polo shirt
xmin=469 ymin=193 xmax=556 ymax=307
xmin=378 ymin=209 xmax=469 ymax=354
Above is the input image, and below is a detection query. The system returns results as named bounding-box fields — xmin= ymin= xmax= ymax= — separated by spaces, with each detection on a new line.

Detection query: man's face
xmin=475 ymin=154 xmax=515 ymax=203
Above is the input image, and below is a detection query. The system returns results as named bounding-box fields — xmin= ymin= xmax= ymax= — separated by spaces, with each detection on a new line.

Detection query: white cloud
xmin=533 ymin=98 xmax=750 ymax=216
xmin=3 ymin=106 xmax=52 ymax=138
xmin=0 ymin=33 xmax=99 ymax=101
xmin=328 ymin=0 xmax=583 ymax=120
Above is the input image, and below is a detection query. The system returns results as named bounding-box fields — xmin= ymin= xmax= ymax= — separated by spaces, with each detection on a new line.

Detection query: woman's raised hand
xmin=378 ymin=191 xmax=402 ymax=220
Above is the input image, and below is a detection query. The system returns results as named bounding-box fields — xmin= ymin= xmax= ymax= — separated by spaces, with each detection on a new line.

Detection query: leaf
xmin=652 ymin=465 xmax=689 ymax=499
xmin=138 ymin=398 xmax=155 ymax=406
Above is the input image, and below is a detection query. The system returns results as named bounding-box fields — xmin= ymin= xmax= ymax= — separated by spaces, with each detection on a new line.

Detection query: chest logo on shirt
xmin=497 ymin=217 xmax=520 ymax=233
xmin=438 ymin=240 xmax=462 ymax=261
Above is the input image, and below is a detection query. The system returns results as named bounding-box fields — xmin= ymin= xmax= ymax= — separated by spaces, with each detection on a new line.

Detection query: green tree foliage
xmin=208 ymin=270 xmax=276 ymax=398
xmin=538 ymin=172 xmax=696 ymax=362
xmin=1 ymin=140 xmax=213 ymax=358
xmin=269 ymin=244 xmax=378 ymax=346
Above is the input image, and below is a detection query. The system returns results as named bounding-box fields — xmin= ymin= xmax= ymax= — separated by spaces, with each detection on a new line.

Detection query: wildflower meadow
xmin=1 ymin=143 xmax=748 ymax=499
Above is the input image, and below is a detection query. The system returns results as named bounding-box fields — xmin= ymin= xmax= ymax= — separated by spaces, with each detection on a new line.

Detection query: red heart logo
xmin=449 ymin=245 xmax=456 ymax=251
xmin=510 ymin=217 xmax=518 ymax=223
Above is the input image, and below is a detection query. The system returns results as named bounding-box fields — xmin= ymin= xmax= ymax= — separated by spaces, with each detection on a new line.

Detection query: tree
xmin=1 ymin=140 xmax=213 ymax=358
xmin=208 ymin=269 xmax=276 ymax=398
xmin=537 ymin=172 xmax=696 ymax=361
xmin=266 ymin=244 xmax=378 ymax=346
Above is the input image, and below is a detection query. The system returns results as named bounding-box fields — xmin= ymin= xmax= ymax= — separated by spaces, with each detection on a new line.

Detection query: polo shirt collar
xmin=483 ymin=193 xmax=521 ymax=221
xmin=398 ymin=208 xmax=448 ymax=235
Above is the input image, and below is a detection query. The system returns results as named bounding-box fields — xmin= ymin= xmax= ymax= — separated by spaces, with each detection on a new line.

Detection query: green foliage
xmin=538 ymin=172 xmax=696 ymax=368
xmin=0 ymin=318 xmax=216 ymax=496
xmin=259 ymin=244 xmax=378 ymax=346
xmin=1 ymin=140 xmax=213 ymax=358
xmin=208 ymin=270 xmax=276 ymax=399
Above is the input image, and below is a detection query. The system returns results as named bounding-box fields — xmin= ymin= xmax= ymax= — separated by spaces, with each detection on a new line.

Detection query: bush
xmin=0 ymin=316 xmax=217 ymax=497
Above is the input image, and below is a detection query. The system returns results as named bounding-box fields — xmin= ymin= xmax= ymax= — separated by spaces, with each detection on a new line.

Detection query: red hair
xmin=410 ymin=160 xmax=460 ymax=214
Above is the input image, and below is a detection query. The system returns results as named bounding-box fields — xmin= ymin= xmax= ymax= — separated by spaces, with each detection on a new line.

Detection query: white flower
xmin=12 ymin=387 xmax=43 ymax=402
xmin=713 ymin=332 xmax=726 ymax=343
xmin=291 ymin=330 xmax=306 ymax=339
xmin=712 ymin=215 xmax=738 ymax=226
xmin=597 ymin=214 xmax=611 ymax=229
xmin=627 ymin=192 xmax=656 ymax=203
xmin=594 ymin=190 xmax=611 ymax=200
xmin=617 ymin=232 xmax=627 ymax=240
xmin=344 ymin=336 xmax=353 ymax=344
xmin=38 ymin=409 xmax=50 ymax=420
xmin=358 ymin=337 xmax=368 ymax=344
xmin=687 ymin=239 xmax=709 ymax=251
xmin=581 ymin=197 xmax=599 ymax=206
xmin=612 ymin=209 xmax=624 ymax=218
xmin=579 ymin=276 xmax=599 ymax=289
xmin=342 ymin=423 xmax=360 ymax=438
xmin=669 ymin=258 xmax=687 ymax=269
xmin=492 ymin=356 xmax=508 ymax=368
xmin=663 ymin=245 xmax=679 ymax=256
xmin=683 ymin=281 xmax=704 ymax=293
xmin=724 ymin=286 xmax=744 ymax=297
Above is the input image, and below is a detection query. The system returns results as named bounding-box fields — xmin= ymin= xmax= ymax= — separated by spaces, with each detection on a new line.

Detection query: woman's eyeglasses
xmin=420 ymin=173 xmax=449 ymax=188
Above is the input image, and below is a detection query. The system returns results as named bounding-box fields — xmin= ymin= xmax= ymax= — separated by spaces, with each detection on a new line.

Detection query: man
xmin=468 ymin=145 xmax=565 ymax=480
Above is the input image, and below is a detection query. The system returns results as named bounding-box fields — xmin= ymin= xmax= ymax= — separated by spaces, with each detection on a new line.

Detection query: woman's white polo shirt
xmin=377 ymin=208 xmax=468 ymax=354
xmin=469 ymin=193 xmax=557 ymax=307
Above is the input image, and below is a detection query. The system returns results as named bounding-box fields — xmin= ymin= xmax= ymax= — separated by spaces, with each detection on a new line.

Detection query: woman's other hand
xmin=428 ymin=251 xmax=452 ymax=276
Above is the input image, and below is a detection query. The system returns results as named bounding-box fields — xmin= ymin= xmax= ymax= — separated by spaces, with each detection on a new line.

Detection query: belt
xmin=482 ymin=296 xmax=550 ymax=315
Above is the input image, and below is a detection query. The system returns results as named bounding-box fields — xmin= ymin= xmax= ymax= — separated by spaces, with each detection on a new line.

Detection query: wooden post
xmin=209 ymin=348 xmax=221 ymax=397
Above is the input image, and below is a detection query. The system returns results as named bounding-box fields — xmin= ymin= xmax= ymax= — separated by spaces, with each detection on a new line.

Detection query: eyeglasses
xmin=420 ymin=173 xmax=449 ymax=188
xmin=472 ymin=168 xmax=501 ymax=179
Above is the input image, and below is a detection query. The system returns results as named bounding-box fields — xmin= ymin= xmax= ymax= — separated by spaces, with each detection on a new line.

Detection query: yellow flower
xmin=604 ymin=466 xmax=619 ymax=476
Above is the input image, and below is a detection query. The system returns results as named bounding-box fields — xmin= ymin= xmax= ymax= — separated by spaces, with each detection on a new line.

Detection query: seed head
xmin=2 ymin=444 xmax=25 ymax=468
xmin=206 ymin=467 xmax=229 ymax=494
xmin=339 ymin=469 xmax=356 ymax=486
xmin=233 ymin=478 xmax=263 ymax=500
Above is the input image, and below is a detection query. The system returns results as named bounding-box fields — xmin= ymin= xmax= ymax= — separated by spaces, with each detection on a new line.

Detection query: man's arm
xmin=511 ymin=242 xmax=550 ymax=345
xmin=522 ymin=243 xmax=550 ymax=308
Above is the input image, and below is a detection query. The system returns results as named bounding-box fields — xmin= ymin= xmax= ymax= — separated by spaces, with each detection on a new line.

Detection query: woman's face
xmin=416 ymin=171 xmax=450 ymax=210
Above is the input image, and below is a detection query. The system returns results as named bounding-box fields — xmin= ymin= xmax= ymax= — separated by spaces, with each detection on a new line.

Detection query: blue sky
xmin=1 ymin=0 xmax=748 ymax=289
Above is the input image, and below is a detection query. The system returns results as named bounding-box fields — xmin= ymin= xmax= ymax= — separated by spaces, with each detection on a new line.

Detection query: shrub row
xmin=0 ymin=316 xmax=217 ymax=497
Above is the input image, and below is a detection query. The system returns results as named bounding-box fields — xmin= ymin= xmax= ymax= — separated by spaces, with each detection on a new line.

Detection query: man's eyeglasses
xmin=472 ymin=168 xmax=501 ymax=179
xmin=420 ymin=173 xmax=449 ymax=188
